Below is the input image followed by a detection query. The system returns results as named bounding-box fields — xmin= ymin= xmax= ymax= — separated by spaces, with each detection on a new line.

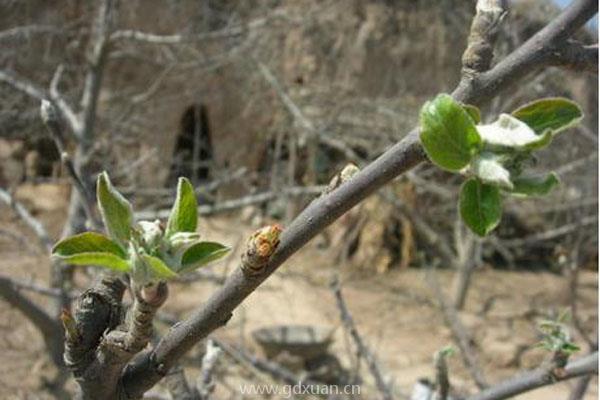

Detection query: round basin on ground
xmin=252 ymin=325 xmax=334 ymax=361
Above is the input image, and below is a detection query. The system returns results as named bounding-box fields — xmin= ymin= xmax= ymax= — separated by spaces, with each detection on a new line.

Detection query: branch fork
xmin=62 ymin=275 xmax=168 ymax=399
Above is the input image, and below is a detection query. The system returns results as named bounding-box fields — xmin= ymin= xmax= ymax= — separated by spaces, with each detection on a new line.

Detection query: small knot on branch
xmin=241 ymin=224 xmax=282 ymax=276
xmin=40 ymin=99 xmax=59 ymax=125
xmin=323 ymin=163 xmax=360 ymax=195
xmin=462 ymin=0 xmax=508 ymax=75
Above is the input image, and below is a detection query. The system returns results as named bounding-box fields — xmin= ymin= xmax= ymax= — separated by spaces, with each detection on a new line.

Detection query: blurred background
xmin=0 ymin=0 xmax=597 ymax=398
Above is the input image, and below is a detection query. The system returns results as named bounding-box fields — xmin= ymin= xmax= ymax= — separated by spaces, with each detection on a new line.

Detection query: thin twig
xmin=49 ymin=64 xmax=83 ymax=138
xmin=381 ymin=190 xmax=456 ymax=265
xmin=501 ymin=215 xmax=597 ymax=248
xmin=135 ymin=185 xmax=325 ymax=220
xmin=0 ymin=227 xmax=43 ymax=255
xmin=257 ymin=61 xmax=362 ymax=162
xmin=0 ymin=188 xmax=53 ymax=252
xmin=0 ymin=24 xmax=65 ymax=41
xmin=0 ymin=274 xmax=72 ymax=298
xmin=567 ymin=229 xmax=597 ymax=350
xmin=0 ymin=275 xmax=64 ymax=366
xmin=40 ymin=99 xmax=101 ymax=230
xmin=165 ymin=367 xmax=195 ymax=400
xmin=548 ymin=41 xmax=598 ymax=74
xmin=331 ymin=276 xmax=393 ymax=400
xmin=426 ymin=271 xmax=489 ymax=389
xmin=109 ymin=11 xmax=283 ymax=43
xmin=78 ymin=0 xmax=113 ymax=141
xmin=197 ymin=339 xmax=222 ymax=400
xmin=0 ymin=69 xmax=47 ymax=100
xmin=214 ymin=338 xmax=323 ymax=389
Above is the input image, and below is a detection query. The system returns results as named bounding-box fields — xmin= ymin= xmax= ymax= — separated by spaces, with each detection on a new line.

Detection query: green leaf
xmin=419 ymin=94 xmax=482 ymax=171
xmin=509 ymin=173 xmax=560 ymax=197
xmin=471 ymin=152 xmax=513 ymax=189
xmin=53 ymin=232 xmax=127 ymax=259
xmin=166 ymin=177 xmax=198 ymax=236
xmin=561 ymin=342 xmax=581 ymax=354
xmin=459 ymin=178 xmax=502 ymax=237
xmin=97 ymin=172 xmax=133 ymax=246
xmin=179 ymin=241 xmax=230 ymax=274
xmin=55 ymin=252 xmax=130 ymax=272
xmin=478 ymin=114 xmax=552 ymax=150
xmin=141 ymin=254 xmax=178 ymax=280
xmin=52 ymin=232 xmax=130 ymax=272
xmin=462 ymin=103 xmax=481 ymax=124
xmin=438 ymin=346 xmax=456 ymax=357
xmin=512 ymin=98 xmax=583 ymax=136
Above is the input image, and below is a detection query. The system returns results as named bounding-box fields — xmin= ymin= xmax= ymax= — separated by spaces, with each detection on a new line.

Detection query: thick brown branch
xmin=65 ymin=275 xmax=127 ymax=399
xmin=64 ymin=276 xmax=125 ymax=375
xmin=467 ymin=352 xmax=598 ymax=400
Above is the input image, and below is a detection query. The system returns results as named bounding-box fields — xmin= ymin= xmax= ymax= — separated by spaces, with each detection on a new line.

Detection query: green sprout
xmin=536 ymin=311 xmax=581 ymax=357
xmin=419 ymin=94 xmax=583 ymax=236
xmin=52 ymin=172 xmax=230 ymax=286
xmin=436 ymin=345 xmax=456 ymax=358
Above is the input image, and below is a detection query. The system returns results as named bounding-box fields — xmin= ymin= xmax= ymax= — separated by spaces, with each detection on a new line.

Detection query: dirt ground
xmin=0 ymin=184 xmax=597 ymax=399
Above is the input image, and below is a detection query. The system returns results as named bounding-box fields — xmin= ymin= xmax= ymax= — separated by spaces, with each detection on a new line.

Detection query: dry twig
xmin=331 ymin=276 xmax=393 ymax=400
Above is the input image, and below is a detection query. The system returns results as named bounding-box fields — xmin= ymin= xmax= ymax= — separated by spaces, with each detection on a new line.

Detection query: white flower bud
xmin=138 ymin=220 xmax=164 ymax=249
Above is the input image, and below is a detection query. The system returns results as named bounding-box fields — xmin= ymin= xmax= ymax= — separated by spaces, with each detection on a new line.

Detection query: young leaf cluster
xmin=536 ymin=313 xmax=580 ymax=356
xmin=419 ymin=94 xmax=582 ymax=236
xmin=52 ymin=172 xmax=229 ymax=285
